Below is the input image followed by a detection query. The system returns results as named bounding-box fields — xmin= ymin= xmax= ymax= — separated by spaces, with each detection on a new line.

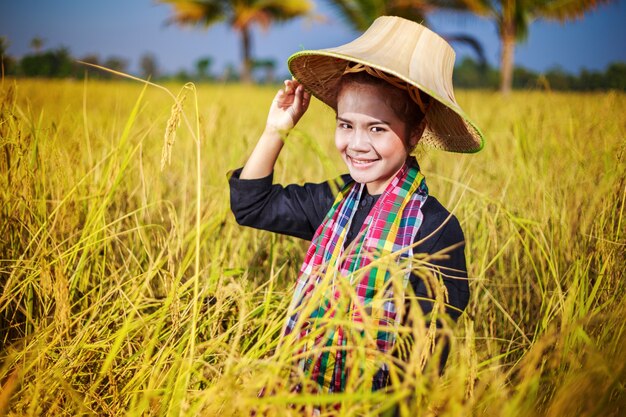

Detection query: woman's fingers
xmin=293 ymin=84 xmax=304 ymax=110
xmin=302 ymin=90 xmax=311 ymax=110
xmin=294 ymin=84 xmax=311 ymax=109
xmin=284 ymin=79 xmax=304 ymax=95
xmin=284 ymin=79 xmax=296 ymax=95
xmin=275 ymin=80 xmax=299 ymax=105
xmin=273 ymin=88 xmax=292 ymax=109
xmin=267 ymin=79 xmax=310 ymax=130
xmin=288 ymin=85 xmax=311 ymax=126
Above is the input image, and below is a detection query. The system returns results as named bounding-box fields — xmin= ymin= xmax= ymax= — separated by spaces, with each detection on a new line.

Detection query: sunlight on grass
xmin=0 ymin=79 xmax=624 ymax=416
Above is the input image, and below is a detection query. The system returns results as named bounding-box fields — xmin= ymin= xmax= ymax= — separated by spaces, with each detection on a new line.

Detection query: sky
xmin=1 ymin=0 xmax=625 ymax=78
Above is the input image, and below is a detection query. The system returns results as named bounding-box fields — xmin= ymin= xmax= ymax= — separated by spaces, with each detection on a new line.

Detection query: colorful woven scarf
xmin=282 ymin=157 xmax=428 ymax=393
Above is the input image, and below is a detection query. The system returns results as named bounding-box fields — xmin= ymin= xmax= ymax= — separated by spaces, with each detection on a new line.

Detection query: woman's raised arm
xmin=240 ymin=79 xmax=311 ymax=179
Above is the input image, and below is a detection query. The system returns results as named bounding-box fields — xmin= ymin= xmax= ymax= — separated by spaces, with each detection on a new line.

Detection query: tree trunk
xmin=240 ymin=25 xmax=252 ymax=83
xmin=500 ymin=30 xmax=515 ymax=94
xmin=499 ymin=14 xmax=516 ymax=94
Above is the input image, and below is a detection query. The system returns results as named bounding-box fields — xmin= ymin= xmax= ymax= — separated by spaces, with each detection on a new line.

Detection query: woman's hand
xmin=240 ymin=79 xmax=311 ymax=180
xmin=265 ymin=79 xmax=311 ymax=134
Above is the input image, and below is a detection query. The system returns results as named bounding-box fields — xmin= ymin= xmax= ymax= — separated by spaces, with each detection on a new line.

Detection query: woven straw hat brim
xmin=289 ymin=50 xmax=484 ymax=153
xmin=287 ymin=16 xmax=485 ymax=153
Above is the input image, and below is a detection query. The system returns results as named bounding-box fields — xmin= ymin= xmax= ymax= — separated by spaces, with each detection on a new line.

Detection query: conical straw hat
xmin=288 ymin=16 xmax=484 ymax=153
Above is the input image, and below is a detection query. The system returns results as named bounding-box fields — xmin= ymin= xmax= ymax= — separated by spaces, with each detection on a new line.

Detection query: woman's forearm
xmin=239 ymin=80 xmax=310 ymax=180
xmin=240 ymin=127 xmax=285 ymax=179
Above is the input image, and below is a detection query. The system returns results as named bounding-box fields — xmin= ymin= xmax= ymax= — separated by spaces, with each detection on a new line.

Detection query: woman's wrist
xmin=261 ymin=125 xmax=289 ymax=146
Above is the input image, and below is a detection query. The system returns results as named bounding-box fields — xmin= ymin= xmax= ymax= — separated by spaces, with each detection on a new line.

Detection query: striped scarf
xmin=282 ymin=157 xmax=428 ymax=393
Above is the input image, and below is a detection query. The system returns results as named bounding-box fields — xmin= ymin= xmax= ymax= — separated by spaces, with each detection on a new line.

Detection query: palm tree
xmin=325 ymin=1 xmax=487 ymax=68
xmin=30 ymin=36 xmax=45 ymax=53
xmin=159 ymin=0 xmax=313 ymax=83
xmin=461 ymin=0 xmax=614 ymax=94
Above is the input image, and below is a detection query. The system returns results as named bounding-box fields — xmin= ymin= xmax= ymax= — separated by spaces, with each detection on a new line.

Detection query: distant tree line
xmin=1 ymin=37 xmax=624 ymax=90
xmin=0 ymin=44 xmax=132 ymax=80
xmin=0 ymin=37 xmax=279 ymax=83
xmin=454 ymin=57 xmax=626 ymax=91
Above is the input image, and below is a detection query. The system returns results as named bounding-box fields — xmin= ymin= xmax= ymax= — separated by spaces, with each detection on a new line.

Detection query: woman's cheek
xmin=377 ymin=135 xmax=408 ymax=157
xmin=335 ymin=130 xmax=348 ymax=152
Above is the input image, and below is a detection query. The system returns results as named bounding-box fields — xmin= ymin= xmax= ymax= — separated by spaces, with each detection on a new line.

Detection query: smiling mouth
xmin=347 ymin=155 xmax=379 ymax=165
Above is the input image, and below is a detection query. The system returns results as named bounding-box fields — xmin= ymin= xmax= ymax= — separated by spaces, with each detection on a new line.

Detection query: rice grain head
xmin=53 ymin=264 xmax=70 ymax=334
xmin=161 ymin=94 xmax=187 ymax=171
xmin=464 ymin=318 xmax=477 ymax=399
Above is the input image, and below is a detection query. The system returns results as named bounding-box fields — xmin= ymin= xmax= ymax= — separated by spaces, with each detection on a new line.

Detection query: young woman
xmin=229 ymin=16 xmax=484 ymax=396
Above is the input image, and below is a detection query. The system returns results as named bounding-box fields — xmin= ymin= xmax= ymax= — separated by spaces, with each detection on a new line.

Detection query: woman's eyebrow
xmin=336 ymin=116 xmax=391 ymax=125
xmin=369 ymin=119 xmax=391 ymax=126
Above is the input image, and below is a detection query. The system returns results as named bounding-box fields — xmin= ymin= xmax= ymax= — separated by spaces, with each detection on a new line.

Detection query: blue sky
xmin=1 ymin=0 xmax=624 ymax=77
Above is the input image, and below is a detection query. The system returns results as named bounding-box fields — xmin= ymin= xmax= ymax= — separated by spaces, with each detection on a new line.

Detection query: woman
xmin=229 ymin=16 xmax=484 ymax=397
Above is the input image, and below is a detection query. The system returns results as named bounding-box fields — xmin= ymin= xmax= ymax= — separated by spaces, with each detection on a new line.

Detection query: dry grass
xmin=0 ymin=78 xmax=624 ymax=416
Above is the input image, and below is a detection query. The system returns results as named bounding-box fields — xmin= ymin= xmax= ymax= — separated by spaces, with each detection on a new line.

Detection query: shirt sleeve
xmin=409 ymin=197 xmax=470 ymax=322
xmin=228 ymin=168 xmax=345 ymax=241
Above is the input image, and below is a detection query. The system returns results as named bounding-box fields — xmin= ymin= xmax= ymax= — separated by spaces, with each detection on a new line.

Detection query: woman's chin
xmin=348 ymin=171 xmax=373 ymax=185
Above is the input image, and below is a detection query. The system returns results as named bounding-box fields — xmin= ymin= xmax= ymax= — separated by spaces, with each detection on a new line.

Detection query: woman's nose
xmin=348 ymin=128 xmax=370 ymax=151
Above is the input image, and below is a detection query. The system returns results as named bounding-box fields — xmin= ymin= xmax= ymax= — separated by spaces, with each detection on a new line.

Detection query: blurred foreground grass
xmin=0 ymin=78 xmax=624 ymax=416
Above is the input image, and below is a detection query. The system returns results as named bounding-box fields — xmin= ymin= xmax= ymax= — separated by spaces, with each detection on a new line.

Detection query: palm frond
xmin=444 ymin=34 xmax=487 ymax=66
xmin=230 ymin=0 xmax=312 ymax=29
xmin=159 ymin=0 xmax=227 ymax=27
xmin=532 ymin=0 xmax=614 ymax=21
xmin=323 ymin=0 xmax=381 ymax=31
xmin=457 ymin=0 xmax=496 ymax=15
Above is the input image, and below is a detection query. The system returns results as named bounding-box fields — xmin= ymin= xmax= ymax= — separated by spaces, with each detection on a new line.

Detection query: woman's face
xmin=335 ymin=83 xmax=416 ymax=195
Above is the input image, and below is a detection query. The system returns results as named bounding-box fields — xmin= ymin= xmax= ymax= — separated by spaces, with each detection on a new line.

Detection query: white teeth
xmin=349 ymin=156 xmax=376 ymax=165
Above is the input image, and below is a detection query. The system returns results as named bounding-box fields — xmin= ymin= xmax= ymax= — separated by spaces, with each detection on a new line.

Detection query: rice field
xmin=0 ymin=77 xmax=624 ymax=416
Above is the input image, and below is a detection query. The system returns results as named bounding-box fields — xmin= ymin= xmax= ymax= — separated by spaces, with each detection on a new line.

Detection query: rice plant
xmin=0 ymin=78 xmax=624 ymax=416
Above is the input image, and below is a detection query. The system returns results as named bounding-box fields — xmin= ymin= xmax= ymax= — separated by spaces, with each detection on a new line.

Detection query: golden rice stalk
xmin=464 ymin=318 xmax=477 ymax=399
xmin=40 ymin=259 xmax=53 ymax=295
xmin=161 ymin=94 xmax=187 ymax=171
xmin=53 ymin=264 xmax=70 ymax=334
xmin=170 ymin=282 xmax=181 ymax=333
xmin=420 ymin=305 xmax=440 ymax=370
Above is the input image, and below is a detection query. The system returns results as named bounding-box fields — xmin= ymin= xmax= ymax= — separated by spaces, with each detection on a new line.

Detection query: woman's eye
xmin=338 ymin=123 xmax=351 ymax=129
xmin=371 ymin=126 xmax=386 ymax=133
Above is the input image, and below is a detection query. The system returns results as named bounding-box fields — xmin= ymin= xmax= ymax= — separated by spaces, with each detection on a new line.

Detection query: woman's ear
xmin=407 ymin=118 xmax=427 ymax=150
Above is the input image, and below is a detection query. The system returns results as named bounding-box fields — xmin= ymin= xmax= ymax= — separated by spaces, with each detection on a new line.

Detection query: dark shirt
xmin=228 ymin=168 xmax=469 ymax=321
